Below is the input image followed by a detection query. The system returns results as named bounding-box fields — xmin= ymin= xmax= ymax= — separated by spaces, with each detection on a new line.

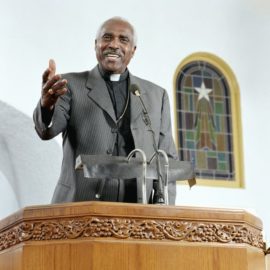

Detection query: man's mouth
xmin=104 ymin=51 xmax=121 ymax=59
xmin=106 ymin=54 xmax=120 ymax=59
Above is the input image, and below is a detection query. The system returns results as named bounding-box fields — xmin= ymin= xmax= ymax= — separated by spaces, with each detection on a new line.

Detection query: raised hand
xmin=41 ymin=59 xmax=67 ymax=110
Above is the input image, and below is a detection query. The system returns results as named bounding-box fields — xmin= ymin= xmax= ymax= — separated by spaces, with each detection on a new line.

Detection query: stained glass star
xmin=194 ymin=82 xmax=212 ymax=101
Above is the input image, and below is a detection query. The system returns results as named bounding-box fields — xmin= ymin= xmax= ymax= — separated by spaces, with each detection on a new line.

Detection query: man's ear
xmin=132 ymin=46 xmax=137 ymax=56
xmin=94 ymin=39 xmax=97 ymax=50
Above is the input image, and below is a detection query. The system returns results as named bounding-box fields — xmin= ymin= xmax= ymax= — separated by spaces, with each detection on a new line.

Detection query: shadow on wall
xmin=0 ymin=101 xmax=62 ymax=220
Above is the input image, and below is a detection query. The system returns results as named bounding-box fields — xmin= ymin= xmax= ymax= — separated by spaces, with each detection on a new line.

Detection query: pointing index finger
xmin=48 ymin=59 xmax=56 ymax=80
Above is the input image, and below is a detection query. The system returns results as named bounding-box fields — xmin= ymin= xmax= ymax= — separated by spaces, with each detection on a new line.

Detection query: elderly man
xmin=33 ymin=17 xmax=178 ymax=204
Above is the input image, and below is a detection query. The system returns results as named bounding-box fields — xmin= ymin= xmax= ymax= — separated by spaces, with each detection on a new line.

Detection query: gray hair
xmin=96 ymin=17 xmax=137 ymax=47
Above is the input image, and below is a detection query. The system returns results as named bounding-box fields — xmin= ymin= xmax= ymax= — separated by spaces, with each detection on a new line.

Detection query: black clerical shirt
xmin=96 ymin=67 xmax=137 ymax=202
xmin=98 ymin=66 xmax=135 ymax=157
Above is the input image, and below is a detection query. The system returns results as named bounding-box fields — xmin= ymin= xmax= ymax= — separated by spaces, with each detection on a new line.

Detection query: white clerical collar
xmin=110 ymin=74 xmax=121 ymax=81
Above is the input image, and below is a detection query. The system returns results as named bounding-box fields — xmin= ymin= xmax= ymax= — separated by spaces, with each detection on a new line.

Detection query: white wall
xmin=0 ymin=101 xmax=62 ymax=219
xmin=0 ymin=0 xmax=269 ymax=244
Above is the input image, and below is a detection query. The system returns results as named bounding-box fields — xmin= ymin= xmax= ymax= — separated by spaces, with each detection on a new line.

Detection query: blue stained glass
xmin=218 ymin=153 xmax=226 ymax=161
xmin=192 ymin=76 xmax=202 ymax=87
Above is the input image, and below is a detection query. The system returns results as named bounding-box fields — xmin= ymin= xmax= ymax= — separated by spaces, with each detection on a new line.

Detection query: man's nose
xmin=108 ymin=38 xmax=119 ymax=48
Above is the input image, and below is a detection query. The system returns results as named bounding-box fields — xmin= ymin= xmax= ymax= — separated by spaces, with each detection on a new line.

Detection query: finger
xmin=48 ymin=88 xmax=67 ymax=100
xmin=48 ymin=59 xmax=56 ymax=80
xmin=42 ymin=68 xmax=51 ymax=84
xmin=45 ymin=79 xmax=67 ymax=95
xmin=53 ymin=88 xmax=67 ymax=97
xmin=51 ymin=79 xmax=67 ymax=91
xmin=43 ymin=75 xmax=63 ymax=92
xmin=48 ymin=88 xmax=54 ymax=95
xmin=47 ymin=79 xmax=67 ymax=95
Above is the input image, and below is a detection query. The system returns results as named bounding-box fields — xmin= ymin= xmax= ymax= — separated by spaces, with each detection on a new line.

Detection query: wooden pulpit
xmin=0 ymin=202 xmax=266 ymax=270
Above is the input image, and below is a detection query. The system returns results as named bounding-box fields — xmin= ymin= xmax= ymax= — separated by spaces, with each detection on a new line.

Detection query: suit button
xmin=106 ymin=149 xmax=113 ymax=155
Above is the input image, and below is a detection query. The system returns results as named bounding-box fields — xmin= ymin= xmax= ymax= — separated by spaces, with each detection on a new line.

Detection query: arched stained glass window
xmin=174 ymin=52 xmax=244 ymax=187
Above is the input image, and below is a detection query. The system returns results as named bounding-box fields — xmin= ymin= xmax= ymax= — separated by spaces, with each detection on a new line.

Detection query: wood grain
xmin=0 ymin=202 xmax=266 ymax=270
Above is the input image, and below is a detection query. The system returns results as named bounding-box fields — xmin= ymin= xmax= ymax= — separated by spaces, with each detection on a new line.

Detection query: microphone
xmin=130 ymin=84 xmax=151 ymax=126
xmin=129 ymin=84 xmax=165 ymax=205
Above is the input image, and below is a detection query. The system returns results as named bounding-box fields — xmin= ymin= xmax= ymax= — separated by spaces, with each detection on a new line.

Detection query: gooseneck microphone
xmin=129 ymin=84 xmax=165 ymax=204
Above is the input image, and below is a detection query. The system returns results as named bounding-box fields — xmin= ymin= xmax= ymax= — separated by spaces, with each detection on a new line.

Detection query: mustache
xmin=103 ymin=49 xmax=121 ymax=56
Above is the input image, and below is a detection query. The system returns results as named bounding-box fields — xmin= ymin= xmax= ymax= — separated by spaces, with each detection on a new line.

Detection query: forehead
xmin=98 ymin=20 xmax=134 ymax=38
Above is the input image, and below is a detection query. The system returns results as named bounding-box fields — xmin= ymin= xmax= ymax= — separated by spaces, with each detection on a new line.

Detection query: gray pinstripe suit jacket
xmin=33 ymin=65 xmax=178 ymax=204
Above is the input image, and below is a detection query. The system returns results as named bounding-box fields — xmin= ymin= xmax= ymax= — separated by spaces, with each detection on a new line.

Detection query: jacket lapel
xmin=86 ymin=66 xmax=116 ymax=123
xmin=85 ymin=67 xmax=147 ymax=125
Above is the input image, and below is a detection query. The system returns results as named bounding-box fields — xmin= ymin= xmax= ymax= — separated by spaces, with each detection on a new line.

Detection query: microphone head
xmin=129 ymin=84 xmax=141 ymax=97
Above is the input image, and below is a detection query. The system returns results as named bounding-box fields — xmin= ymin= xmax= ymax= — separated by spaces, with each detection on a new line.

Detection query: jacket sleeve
xmin=158 ymin=90 xmax=178 ymax=160
xmin=33 ymin=88 xmax=71 ymax=140
xmin=158 ymin=90 xmax=178 ymax=205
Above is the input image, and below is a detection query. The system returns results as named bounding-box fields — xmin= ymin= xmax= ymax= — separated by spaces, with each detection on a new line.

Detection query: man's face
xmin=95 ymin=20 xmax=136 ymax=74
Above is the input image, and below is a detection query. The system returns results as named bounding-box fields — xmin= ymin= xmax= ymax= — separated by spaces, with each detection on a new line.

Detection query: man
xmin=33 ymin=17 xmax=178 ymax=204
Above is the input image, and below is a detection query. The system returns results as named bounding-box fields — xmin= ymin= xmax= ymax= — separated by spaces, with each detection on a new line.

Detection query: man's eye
xmin=103 ymin=35 xmax=112 ymax=41
xmin=120 ymin=37 xmax=129 ymax=43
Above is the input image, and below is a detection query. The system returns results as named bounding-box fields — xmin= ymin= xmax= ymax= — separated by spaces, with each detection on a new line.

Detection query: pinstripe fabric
xmin=33 ymin=65 xmax=178 ymax=204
